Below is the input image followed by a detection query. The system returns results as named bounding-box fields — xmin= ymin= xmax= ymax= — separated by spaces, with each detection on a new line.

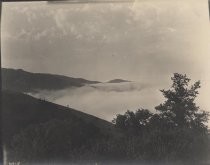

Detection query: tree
xmin=112 ymin=114 xmax=127 ymax=129
xmin=112 ymin=73 xmax=209 ymax=162
xmin=155 ymin=73 xmax=209 ymax=132
xmin=113 ymin=109 xmax=153 ymax=134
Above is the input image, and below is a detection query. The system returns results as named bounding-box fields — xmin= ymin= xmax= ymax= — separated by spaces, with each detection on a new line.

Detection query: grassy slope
xmin=2 ymin=68 xmax=100 ymax=92
xmin=2 ymin=90 xmax=120 ymax=144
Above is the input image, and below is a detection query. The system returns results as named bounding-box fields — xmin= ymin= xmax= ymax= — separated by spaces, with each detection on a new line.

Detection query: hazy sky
xmin=1 ymin=0 xmax=210 ymax=118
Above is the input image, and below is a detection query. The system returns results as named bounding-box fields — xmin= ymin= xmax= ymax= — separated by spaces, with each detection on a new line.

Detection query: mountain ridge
xmin=107 ymin=79 xmax=131 ymax=83
xmin=2 ymin=68 xmax=100 ymax=92
xmin=2 ymin=68 xmax=134 ymax=93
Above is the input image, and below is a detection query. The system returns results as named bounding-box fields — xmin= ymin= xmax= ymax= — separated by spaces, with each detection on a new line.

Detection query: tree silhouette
xmin=113 ymin=73 xmax=209 ymax=162
xmin=113 ymin=109 xmax=153 ymax=135
xmin=155 ymin=73 xmax=209 ymax=132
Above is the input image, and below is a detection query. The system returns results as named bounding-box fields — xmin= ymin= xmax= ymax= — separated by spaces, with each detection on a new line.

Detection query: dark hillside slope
xmin=2 ymin=68 xmax=100 ymax=92
xmin=2 ymin=90 xmax=118 ymax=144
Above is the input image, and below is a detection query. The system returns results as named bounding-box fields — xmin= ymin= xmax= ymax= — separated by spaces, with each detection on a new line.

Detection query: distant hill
xmin=2 ymin=90 xmax=120 ymax=144
xmin=107 ymin=79 xmax=131 ymax=83
xmin=2 ymin=68 xmax=100 ymax=92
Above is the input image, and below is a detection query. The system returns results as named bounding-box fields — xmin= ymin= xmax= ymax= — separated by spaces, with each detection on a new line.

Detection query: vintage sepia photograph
xmin=1 ymin=0 xmax=210 ymax=164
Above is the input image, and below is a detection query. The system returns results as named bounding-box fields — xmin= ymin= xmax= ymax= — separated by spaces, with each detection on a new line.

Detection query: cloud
xmin=28 ymin=82 xmax=163 ymax=121
xmin=90 ymin=82 xmax=149 ymax=92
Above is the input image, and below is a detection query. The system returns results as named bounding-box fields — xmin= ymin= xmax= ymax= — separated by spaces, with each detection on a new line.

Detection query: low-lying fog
xmin=28 ymin=82 xmax=165 ymax=121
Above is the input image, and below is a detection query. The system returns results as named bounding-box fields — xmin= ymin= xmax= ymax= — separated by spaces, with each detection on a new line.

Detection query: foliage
xmin=155 ymin=73 xmax=209 ymax=131
xmin=113 ymin=73 xmax=209 ymax=163
xmin=112 ymin=109 xmax=153 ymax=136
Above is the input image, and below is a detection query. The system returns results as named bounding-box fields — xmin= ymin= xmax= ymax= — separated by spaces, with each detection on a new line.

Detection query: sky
xmin=1 ymin=0 xmax=210 ymax=123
